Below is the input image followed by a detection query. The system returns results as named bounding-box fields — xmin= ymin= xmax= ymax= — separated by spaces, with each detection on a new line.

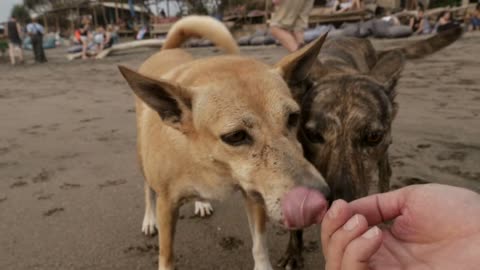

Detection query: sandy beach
xmin=1 ymin=32 xmax=479 ymax=270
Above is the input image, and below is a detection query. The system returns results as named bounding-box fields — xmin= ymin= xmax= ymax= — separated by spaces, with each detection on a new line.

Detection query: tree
xmin=10 ymin=4 xmax=31 ymax=24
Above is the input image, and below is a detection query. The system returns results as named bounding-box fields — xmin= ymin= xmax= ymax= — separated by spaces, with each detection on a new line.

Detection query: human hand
xmin=321 ymin=184 xmax=480 ymax=270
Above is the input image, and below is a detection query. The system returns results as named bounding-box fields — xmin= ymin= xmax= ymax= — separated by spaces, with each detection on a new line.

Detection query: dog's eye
xmin=365 ymin=132 xmax=383 ymax=146
xmin=304 ymin=128 xmax=325 ymax=144
xmin=221 ymin=130 xmax=252 ymax=146
xmin=287 ymin=112 xmax=300 ymax=128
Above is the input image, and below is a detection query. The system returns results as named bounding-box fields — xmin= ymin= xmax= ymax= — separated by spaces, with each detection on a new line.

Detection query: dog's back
xmin=318 ymin=37 xmax=378 ymax=74
xmin=133 ymin=17 xmax=240 ymax=180
xmin=316 ymin=27 xmax=463 ymax=77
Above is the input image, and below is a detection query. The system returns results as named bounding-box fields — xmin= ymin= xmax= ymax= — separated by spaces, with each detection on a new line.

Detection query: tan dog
xmin=119 ymin=16 xmax=330 ymax=270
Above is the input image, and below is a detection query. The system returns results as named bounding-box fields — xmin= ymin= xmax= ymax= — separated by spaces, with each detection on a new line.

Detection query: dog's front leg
xmin=156 ymin=195 xmax=179 ymax=270
xmin=244 ymin=197 xmax=273 ymax=270
xmin=378 ymin=154 xmax=392 ymax=193
xmin=278 ymin=230 xmax=304 ymax=270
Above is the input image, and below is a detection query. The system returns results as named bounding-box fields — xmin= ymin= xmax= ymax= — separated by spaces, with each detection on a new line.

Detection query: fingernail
xmin=362 ymin=226 xmax=379 ymax=239
xmin=328 ymin=200 xmax=340 ymax=219
xmin=343 ymin=215 xmax=359 ymax=231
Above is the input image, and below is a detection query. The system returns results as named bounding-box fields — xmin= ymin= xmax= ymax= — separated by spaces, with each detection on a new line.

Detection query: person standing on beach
xmin=78 ymin=17 xmax=92 ymax=60
xmin=5 ymin=16 xmax=24 ymax=65
xmin=26 ymin=18 xmax=47 ymax=63
xmin=269 ymin=0 xmax=314 ymax=52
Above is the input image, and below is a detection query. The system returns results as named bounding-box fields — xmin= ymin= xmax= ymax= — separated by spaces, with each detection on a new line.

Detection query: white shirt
xmin=26 ymin=23 xmax=44 ymax=35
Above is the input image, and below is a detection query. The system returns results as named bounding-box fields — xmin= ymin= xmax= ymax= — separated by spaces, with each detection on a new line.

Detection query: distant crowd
xmin=1 ymin=15 xmax=120 ymax=65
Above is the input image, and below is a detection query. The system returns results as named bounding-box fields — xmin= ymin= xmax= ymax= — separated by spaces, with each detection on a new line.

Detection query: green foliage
xmin=10 ymin=4 xmax=31 ymax=23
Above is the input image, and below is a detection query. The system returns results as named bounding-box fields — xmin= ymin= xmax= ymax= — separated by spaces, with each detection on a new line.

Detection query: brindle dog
xmin=278 ymin=27 xmax=463 ymax=269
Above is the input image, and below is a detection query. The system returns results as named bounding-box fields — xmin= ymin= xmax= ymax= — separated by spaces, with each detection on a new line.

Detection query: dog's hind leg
xmin=244 ymin=196 xmax=273 ymax=270
xmin=156 ymin=195 xmax=179 ymax=270
xmin=194 ymin=200 xmax=213 ymax=217
xmin=142 ymin=182 xmax=157 ymax=235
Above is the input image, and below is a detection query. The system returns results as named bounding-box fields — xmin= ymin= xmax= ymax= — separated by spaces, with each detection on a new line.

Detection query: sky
xmin=0 ymin=0 xmax=22 ymax=22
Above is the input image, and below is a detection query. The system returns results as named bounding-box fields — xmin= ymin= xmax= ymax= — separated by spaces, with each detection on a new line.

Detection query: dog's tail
xmin=377 ymin=26 xmax=463 ymax=59
xmin=162 ymin=15 xmax=239 ymax=54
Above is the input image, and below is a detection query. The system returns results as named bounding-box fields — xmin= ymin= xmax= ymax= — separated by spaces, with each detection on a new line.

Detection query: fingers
xmin=324 ymin=213 xmax=370 ymax=270
xmin=322 ymin=200 xmax=384 ymax=270
xmin=341 ymin=226 xmax=383 ymax=270
xmin=349 ymin=186 xmax=415 ymax=225
xmin=321 ymin=200 xmax=353 ymax=253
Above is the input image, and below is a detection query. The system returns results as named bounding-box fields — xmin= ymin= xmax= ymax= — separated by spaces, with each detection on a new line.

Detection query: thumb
xmin=341 ymin=226 xmax=383 ymax=270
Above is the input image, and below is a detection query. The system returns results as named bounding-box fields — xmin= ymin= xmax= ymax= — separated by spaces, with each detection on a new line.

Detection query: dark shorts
xmin=472 ymin=17 xmax=480 ymax=27
xmin=9 ymin=37 xmax=22 ymax=46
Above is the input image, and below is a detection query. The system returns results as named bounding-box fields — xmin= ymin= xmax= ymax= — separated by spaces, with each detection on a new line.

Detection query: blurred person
xmin=270 ymin=0 xmax=315 ymax=52
xmin=78 ymin=17 xmax=92 ymax=60
xmin=104 ymin=25 xmax=116 ymax=49
xmin=409 ymin=7 xmax=430 ymax=34
xmin=334 ymin=0 xmax=363 ymax=13
xmin=93 ymin=26 xmax=105 ymax=54
xmin=468 ymin=4 xmax=480 ymax=31
xmin=435 ymin=11 xmax=459 ymax=32
xmin=5 ymin=16 xmax=24 ymax=65
xmin=26 ymin=17 xmax=47 ymax=63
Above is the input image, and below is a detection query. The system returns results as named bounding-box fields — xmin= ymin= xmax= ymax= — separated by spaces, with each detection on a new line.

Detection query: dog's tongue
xmin=281 ymin=186 xmax=328 ymax=229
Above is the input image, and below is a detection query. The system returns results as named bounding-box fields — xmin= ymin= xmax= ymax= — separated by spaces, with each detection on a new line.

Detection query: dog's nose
xmin=299 ymin=166 xmax=331 ymax=198
xmin=281 ymin=186 xmax=329 ymax=230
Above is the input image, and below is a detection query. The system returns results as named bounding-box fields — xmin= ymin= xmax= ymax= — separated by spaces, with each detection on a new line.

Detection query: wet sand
xmin=0 ymin=32 xmax=479 ymax=270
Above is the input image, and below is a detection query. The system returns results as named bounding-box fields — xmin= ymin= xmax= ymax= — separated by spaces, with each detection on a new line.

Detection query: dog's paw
xmin=141 ymin=213 xmax=157 ymax=236
xmin=194 ymin=201 xmax=213 ymax=217
xmin=277 ymin=252 xmax=304 ymax=270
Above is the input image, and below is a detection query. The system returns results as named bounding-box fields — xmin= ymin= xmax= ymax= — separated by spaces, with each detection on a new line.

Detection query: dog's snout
xmin=298 ymin=165 xmax=330 ymax=198
xmin=330 ymin=166 xmax=356 ymax=202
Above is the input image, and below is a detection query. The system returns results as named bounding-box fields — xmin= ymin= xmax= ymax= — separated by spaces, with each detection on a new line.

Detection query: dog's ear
xmin=371 ymin=50 xmax=405 ymax=97
xmin=274 ymin=33 xmax=327 ymax=84
xmin=119 ymin=66 xmax=193 ymax=132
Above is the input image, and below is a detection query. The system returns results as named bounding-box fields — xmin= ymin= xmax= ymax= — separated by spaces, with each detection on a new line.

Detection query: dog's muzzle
xmin=281 ymin=186 xmax=329 ymax=229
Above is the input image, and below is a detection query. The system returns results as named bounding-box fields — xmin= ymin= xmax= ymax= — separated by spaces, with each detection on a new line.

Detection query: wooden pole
xmin=70 ymin=10 xmax=75 ymax=33
xmin=265 ymin=0 xmax=269 ymax=24
xmin=115 ymin=0 xmax=119 ymax=23
xmin=101 ymin=3 xmax=108 ymax=25
xmin=93 ymin=6 xmax=98 ymax=27
xmin=166 ymin=0 xmax=170 ymax=17
xmin=43 ymin=14 xmax=48 ymax=32
xmin=55 ymin=14 xmax=60 ymax=32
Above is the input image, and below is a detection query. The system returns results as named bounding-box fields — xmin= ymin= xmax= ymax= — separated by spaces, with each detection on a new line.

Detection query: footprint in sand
xmin=392 ymin=177 xmax=430 ymax=189
xmin=124 ymin=243 xmax=159 ymax=255
xmin=60 ymin=183 xmax=82 ymax=190
xmin=219 ymin=236 xmax=243 ymax=251
xmin=436 ymin=151 xmax=467 ymax=162
xmin=37 ymin=194 xmax=54 ymax=200
xmin=0 ymin=143 xmax=20 ymax=156
xmin=416 ymin=143 xmax=431 ymax=149
xmin=19 ymin=124 xmax=46 ymax=136
xmin=47 ymin=123 xmax=60 ymax=131
xmin=0 ymin=161 xmax=19 ymax=169
xmin=430 ymin=165 xmax=480 ymax=181
xmin=43 ymin=207 xmax=64 ymax=217
xmin=54 ymin=152 xmax=80 ymax=161
xmin=10 ymin=181 xmax=28 ymax=188
xmin=304 ymin=241 xmax=319 ymax=253
xmin=32 ymin=169 xmax=52 ymax=183
xmin=98 ymin=179 xmax=127 ymax=189
xmin=79 ymin=117 xmax=103 ymax=123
